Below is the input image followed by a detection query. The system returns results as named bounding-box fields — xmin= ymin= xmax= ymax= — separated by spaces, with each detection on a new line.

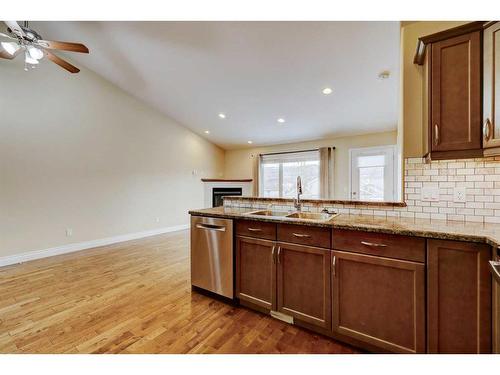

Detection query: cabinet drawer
xmin=277 ymin=224 xmax=331 ymax=248
xmin=236 ymin=219 xmax=276 ymax=240
xmin=332 ymin=229 xmax=425 ymax=263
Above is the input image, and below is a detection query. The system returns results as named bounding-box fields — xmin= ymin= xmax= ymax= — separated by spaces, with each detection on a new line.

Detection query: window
xmin=260 ymin=150 xmax=320 ymax=199
xmin=349 ymin=146 xmax=396 ymax=201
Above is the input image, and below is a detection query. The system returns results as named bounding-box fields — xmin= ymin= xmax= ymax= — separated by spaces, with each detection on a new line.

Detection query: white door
xmin=349 ymin=146 xmax=396 ymax=201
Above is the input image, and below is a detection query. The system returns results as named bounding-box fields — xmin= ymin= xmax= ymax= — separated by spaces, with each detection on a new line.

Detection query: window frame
xmin=259 ymin=150 xmax=321 ymax=199
xmin=348 ymin=145 xmax=397 ymax=202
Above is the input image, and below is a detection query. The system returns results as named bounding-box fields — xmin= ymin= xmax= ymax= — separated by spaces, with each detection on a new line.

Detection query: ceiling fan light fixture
xmin=27 ymin=45 xmax=44 ymax=60
xmin=1 ymin=41 xmax=20 ymax=55
xmin=25 ymin=52 xmax=39 ymax=65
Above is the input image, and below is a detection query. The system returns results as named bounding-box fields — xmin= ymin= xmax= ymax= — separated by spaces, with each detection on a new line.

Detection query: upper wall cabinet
xmin=483 ymin=22 xmax=500 ymax=154
xmin=415 ymin=22 xmax=485 ymax=160
xmin=430 ymin=32 xmax=481 ymax=156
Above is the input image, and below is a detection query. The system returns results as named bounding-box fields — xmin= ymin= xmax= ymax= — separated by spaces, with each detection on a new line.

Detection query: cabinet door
xmin=484 ymin=22 xmax=500 ymax=149
xmin=431 ymin=31 xmax=481 ymax=152
xmin=427 ymin=239 xmax=492 ymax=353
xmin=236 ymin=236 xmax=276 ymax=310
xmin=276 ymin=242 xmax=331 ymax=330
xmin=494 ymin=272 xmax=500 ymax=354
xmin=332 ymin=250 xmax=425 ymax=353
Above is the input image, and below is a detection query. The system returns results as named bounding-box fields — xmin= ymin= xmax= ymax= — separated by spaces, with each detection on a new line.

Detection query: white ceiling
xmin=27 ymin=21 xmax=400 ymax=149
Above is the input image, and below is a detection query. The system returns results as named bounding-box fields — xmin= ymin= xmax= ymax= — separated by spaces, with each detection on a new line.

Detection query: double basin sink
xmin=245 ymin=209 xmax=338 ymax=222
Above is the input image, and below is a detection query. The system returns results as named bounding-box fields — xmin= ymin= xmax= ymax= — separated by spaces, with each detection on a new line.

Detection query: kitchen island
xmin=189 ymin=206 xmax=498 ymax=354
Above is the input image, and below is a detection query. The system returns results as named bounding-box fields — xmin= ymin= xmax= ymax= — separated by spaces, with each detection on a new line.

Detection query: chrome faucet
xmin=293 ymin=176 xmax=303 ymax=211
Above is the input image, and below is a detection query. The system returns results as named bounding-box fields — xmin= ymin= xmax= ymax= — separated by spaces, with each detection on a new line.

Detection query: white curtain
xmin=319 ymin=147 xmax=335 ymax=199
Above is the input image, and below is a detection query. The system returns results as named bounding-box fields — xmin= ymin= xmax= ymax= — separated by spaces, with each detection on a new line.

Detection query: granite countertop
xmin=189 ymin=206 xmax=500 ymax=248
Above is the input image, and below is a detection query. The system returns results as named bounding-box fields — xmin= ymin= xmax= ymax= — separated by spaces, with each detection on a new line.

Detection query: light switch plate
xmin=421 ymin=187 xmax=440 ymax=202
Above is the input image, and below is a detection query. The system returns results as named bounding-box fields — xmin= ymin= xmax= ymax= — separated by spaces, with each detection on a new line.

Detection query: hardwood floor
xmin=0 ymin=230 xmax=360 ymax=354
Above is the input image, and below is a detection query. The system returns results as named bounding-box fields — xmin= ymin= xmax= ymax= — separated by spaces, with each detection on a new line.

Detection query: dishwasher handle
xmin=196 ymin=223 xmax=226 ymax=232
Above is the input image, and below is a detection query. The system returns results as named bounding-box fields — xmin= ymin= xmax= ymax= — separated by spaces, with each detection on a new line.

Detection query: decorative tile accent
xmin=224 ymin=156 xmax=500 ymax=223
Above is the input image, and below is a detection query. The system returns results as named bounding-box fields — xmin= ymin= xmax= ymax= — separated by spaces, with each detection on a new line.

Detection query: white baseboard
xmin=0 ymin=224 xmax=190 ymax=268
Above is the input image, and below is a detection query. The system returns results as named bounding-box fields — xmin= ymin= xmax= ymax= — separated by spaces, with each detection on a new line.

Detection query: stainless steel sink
xmin=245 ymin=209 xmax=338 ymax=221
xmin=246 ymin=210 xmax=291 ymax=217
xmin=286 ymin=212 xmax=337 ymax=221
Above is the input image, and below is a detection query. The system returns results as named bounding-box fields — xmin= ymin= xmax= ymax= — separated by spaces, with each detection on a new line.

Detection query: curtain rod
xmin=259 ymin=147 xmax=335 ymax=157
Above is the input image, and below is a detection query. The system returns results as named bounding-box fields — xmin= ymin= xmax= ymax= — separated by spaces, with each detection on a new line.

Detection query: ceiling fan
xmin=0 ymin=21 xmax=89 ymax=73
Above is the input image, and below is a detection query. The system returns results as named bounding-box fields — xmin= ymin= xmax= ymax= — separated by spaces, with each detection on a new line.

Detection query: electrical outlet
xmin=66 ymin=228 xmax=73 ymax=237
xmin=453 ymin=187 xmax=466 ymax=203
xmin=421 ymin=187 xmax=440 ymax=202
xmin=155 ymin=217 xmax=161 ymax=223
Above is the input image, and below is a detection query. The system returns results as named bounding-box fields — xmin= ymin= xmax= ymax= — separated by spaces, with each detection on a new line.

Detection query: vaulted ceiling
xmin=25 ymin=21 xmax=400 ymax=149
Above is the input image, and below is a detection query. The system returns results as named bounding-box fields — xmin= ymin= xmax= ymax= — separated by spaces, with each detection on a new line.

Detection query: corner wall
xmin=0 ymin=60 xmax=224 ymax=258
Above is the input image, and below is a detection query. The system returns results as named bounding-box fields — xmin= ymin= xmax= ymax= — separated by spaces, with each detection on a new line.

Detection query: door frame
xmin=348 ymin=145 xmax=397 ymax=201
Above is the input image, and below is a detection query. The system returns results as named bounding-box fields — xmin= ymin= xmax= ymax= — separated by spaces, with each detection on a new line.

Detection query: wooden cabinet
xmin=277 ymin=223 xmax=331 ymax=248
xmin=429 ymin=31 xmax=482 ymax=158
xmin=483 ymin=22 xmax=500 ymax=153
xmin=276 ymin=242 xmax=331 ymax=330
xmin=234 ymin=219 xmax=495 ymax=354
xmin=236 ymin=219 xmax=276 ymax=240
xmin=331 ymin=250 xmax=425 ymax=353
xmin=427 ymin=239 xmax=492 ymax=353
xmin=236 ymin=236 xmax=276 ymax=310
xmin=236 ymin=220 xmax=332 ymax=330
xmin=332 ymin=229 xmax=425 ymax=263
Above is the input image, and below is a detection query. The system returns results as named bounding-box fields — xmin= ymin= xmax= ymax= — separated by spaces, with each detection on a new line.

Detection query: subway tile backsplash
xmin=404 ymin=156 xmax=500 ymax=223
xmin=224 ymin=156 xmax=500 ymax=223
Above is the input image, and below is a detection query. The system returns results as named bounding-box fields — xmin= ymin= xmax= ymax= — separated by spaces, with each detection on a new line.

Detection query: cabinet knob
xmin=484 ymin=118 xmax=492 ymax=141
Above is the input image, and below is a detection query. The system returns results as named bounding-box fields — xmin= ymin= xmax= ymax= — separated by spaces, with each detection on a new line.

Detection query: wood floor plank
xmin=0 ymin=230 xmax=360 ymax=354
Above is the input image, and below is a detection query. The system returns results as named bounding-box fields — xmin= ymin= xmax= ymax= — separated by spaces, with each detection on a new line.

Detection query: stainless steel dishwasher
xmin=190 ymin=216 xmax=233 ymax=298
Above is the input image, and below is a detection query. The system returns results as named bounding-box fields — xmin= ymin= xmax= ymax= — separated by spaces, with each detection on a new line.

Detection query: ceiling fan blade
xmin=37 ymin=40 xmax=89 ymax=53
xmin=0 ymin=32 xmax=15 ymax=40
xmin=0 ymin=46 xmax=22 ymax=60
xmin=45 ymin=51 xmax=80 ymax=73
xmin=0 ymin=49 xmax=12 ymax=59
xmin=4 ymin=21 xmax=25 ymax=37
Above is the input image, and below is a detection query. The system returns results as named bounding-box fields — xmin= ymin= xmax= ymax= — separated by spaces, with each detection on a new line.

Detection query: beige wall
xmin=224 ymin=130 xmax=397 ymax=200
xmin=401 ymin=21 xmax=467 ymax=157
xmin=0 ymin=61 xmax=224 ymax=257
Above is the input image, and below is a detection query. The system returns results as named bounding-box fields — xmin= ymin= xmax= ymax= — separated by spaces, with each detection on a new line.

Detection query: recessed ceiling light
xmin=322 ymin=87 xmax=333 ymax=95
xmin=204 ymin=130 xmax=210 ymax=134
xmin=218 ymin=113 xmax=226 ymax=119
xmin=378 ymin=70 xmax=391 ymax=80
xmin=277 ymin=118 xmax=285 ymax=124
xmin=247 ymin=140 xmax=253 ymax=144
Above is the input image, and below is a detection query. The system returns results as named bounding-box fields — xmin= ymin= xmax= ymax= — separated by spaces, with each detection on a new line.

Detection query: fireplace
xmin=201 ymin=179 xmax=253 ymax=208
xmin=212 ymin=187 xmax=242 ymax=207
